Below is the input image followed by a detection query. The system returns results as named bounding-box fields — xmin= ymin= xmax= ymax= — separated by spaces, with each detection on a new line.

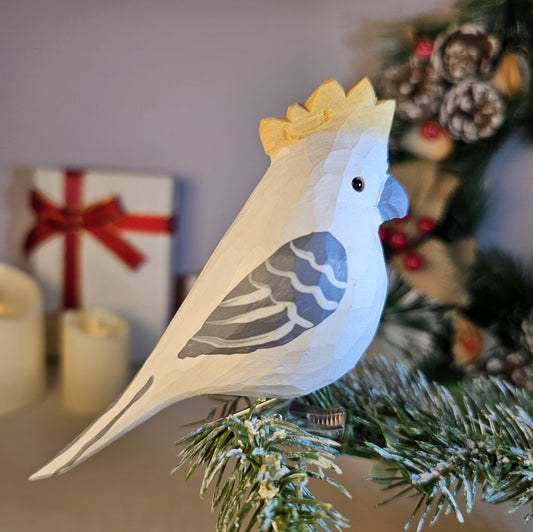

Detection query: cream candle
xmin=61 ymin=308 xmax=130 ymax=414
xmin=0 ymin=263 xmax=45 ymax=415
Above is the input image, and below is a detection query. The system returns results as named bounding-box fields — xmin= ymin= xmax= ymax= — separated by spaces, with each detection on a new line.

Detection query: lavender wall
xmin=0 ymin=0 xmax=530 ymax=275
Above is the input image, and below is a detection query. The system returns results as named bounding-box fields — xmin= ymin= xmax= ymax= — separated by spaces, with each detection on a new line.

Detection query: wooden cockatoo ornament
xmin=31 ymin=78 xmax=408 ymax=481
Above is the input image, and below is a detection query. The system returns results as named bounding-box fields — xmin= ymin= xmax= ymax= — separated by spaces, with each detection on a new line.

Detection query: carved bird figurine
xmin=31 ymin=78 xmax=408 ymax=480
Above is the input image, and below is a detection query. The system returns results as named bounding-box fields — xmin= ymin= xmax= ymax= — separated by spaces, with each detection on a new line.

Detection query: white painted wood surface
xmin=30 ymin=78 xmax=408 ymax=480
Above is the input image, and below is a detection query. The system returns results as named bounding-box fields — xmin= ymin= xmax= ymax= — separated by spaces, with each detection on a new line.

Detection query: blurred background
xmin=0 ymin=0 xmax=531 ymax=530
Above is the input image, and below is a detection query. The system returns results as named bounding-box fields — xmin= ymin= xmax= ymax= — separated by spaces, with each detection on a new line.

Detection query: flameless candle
xmin=61 ymin=308 xmax=130 ymax=414
xmin=0 ymin=263 xmax=45 ymax=415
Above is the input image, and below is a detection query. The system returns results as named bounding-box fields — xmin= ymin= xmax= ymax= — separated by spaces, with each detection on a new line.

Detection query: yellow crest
xmin=259 ymin=78 xmax=395 ymax=158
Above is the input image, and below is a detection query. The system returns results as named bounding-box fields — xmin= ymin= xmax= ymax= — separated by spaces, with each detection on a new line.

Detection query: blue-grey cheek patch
xmin=178 ymin=232 xmax=348 ymax=358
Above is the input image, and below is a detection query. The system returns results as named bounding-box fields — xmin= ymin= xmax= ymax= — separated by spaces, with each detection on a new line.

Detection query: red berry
xmin=417 ymin=217 xmax=436 ymax=234
xmin=378 ymin=226 xmax=389 ymax=242
xmin=388 ymin=230 xmax=408 ymax=251
xmin=414 ymin=39 xmax=434 ymax=59
xmin=420 ymin=121 xmax=442 ymax=139
xmin=404 ymin=252 xmax=424 ymax=271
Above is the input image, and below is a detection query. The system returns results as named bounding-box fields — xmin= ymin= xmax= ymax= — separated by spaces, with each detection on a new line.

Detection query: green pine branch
xmin=175 ymin=403 xmax=350 ymax=531
xmin=308 ymin=357 xmax=533 ymax=529
xmin=378 ymin=270 xmax=447 ymax=362
xmin=176 ymin=357 xmax=533 ymax=531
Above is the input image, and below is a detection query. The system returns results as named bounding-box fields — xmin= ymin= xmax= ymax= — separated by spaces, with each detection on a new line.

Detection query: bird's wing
xmin=178 ymin=231 xmax=348 ymax=358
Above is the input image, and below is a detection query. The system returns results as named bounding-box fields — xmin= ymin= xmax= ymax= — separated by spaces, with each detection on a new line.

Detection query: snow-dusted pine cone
xmin=432 ymin=24 xmax=500 ymax=82
xmin=440 ymin=81 xmax=505 ymax=142
xmin=381 ymin=60 xmax=444 ymax=121
xmin=483 ymin=349 xmax=533 ymax=394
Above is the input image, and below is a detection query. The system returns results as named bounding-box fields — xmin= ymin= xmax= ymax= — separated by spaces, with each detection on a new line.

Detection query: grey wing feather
xmin=178 ymin=232 xmax=348 ymax=358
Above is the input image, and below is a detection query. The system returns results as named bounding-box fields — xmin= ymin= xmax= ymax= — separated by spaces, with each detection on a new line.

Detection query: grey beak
xmin=378 ymin=174 xmax=409 ymax=223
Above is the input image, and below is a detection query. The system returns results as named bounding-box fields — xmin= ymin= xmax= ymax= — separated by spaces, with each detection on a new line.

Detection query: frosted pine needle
xmin=175 ymin=403 xmax=350 ymax=531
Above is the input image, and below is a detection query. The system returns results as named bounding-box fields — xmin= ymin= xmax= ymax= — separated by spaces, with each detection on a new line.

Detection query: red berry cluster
xmin=420 ymin=120 xmax=444 ymax=139
xmin=413 ymin=38 xmax=434 ymax=60
xmin=379 ymin=210 xmax=437 ymax=271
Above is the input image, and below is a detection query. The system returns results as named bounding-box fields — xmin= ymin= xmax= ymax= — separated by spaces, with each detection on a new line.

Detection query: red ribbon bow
xmin=24 ymin=170 xmax=174 ymax=309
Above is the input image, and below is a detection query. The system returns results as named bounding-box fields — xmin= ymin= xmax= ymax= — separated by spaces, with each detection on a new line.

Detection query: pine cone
xmin=381 ymin=60 xmax=444 ymax=121
xmin=483 ymin=349 xmax=533 ymax=394
xmin=432 ymin=24 xmax=500 ymax=82
xmin=439 ymin=81 xmax=504 ymax=142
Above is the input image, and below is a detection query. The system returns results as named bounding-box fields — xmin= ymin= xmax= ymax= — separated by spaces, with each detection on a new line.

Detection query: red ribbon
xmin=24 ymin=170 xmax=174 ymax=309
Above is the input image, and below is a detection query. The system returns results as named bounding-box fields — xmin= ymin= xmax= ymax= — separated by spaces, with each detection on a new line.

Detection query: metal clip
xmin=286 ymin=400 xmax=345 ymax=438
xmin=193 ymin=396 xmax=345 ymax=440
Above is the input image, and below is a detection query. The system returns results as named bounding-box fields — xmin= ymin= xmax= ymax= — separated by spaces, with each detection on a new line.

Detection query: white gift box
xmin=22 ymin=168 xmax=179 ymax=363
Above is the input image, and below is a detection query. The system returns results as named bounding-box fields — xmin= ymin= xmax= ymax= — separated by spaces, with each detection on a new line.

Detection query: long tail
xmin=29 ymin=371 xmax=179 ymax=481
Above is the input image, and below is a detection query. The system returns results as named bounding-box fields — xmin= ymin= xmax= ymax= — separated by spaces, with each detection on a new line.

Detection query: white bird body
xmin=31 ymin=78 xmax=408 ymax=480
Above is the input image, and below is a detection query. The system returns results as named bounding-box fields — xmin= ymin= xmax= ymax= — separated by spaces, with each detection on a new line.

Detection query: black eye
xmin=351 ymin=176 xmax=365 ymax=192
